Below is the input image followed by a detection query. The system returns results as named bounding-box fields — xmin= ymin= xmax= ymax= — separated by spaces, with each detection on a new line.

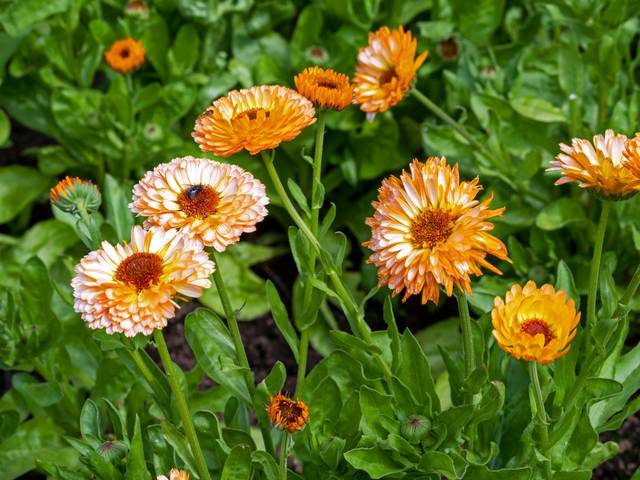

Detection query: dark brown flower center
xmin=411 ymin=210 xmax=455 ymax=249
xmin=379 ymin=67 xmax=397 ymax=85
xmin=120 ymin=48 xmax=130 ymax=58
xmin=115 ymin=253 xmax=163 ymax=291
xmin=177 ymin=184 xmax=219 ymax=218
xmin=235 ymin=108 xmax=270 ymax=121
xmin=277 ymin=398 xmax=305 ymax=423
xmin=317 ymin=80 xmax=338 ymax=89
xmin=521 ymin=319 xmax=554 ymax=346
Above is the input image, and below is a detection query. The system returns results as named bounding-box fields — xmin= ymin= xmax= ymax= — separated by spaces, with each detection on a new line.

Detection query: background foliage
xmin=1 ymin=0 xmax=640 ymax=478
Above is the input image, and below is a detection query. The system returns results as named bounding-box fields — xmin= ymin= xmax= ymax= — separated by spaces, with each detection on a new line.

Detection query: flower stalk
xmin=455 ymin=290 xmax=475 ymax=380
xmin=587 ymin=200 xmax=611 ymax=328
xmin=528 ymin=361 xmax=552 ymax=477
xmin=279 ymin=432 xmax=289 ymax=480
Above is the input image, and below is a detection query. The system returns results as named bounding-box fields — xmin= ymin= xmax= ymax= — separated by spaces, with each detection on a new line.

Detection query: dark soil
xmin=594 ymin=414 xmax=640 ymax=479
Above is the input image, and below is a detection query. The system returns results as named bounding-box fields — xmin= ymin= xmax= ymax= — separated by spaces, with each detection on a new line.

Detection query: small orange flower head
xmin=548 ymin=129 xmax=640 ymax=200
xmin=267 ymin=393 xmax=309 ymax=433
xmin=364 ymin=157 xmax=510 ymax=304
xmin=50 ymin=176 xmax=101 ymax=214
xmin=294 ymin=66 xmax=353 ymax=111
xmin=353 ymin=26 xmax=428 ymax=114
xmin=192 ymin=85 xmax=316 ymax=157
xmin=492 ymin=281 xmax=581 ymax=365
xmin=105 ymin=38 xmax=145 ymax=73
xmin=623 ymin=133 xmax=640 ymax=181
xmin=157 ymin=469 xmax=189 ymax=480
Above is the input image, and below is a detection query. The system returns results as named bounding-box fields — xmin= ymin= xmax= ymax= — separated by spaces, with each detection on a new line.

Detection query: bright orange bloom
xmin=72 ymin=226 xmax=214 ymax=336
xmin=50 ymin=176 xmax=101 ymax=213
xmin=353 ymin=26 xmax=428 ymax=114
xmin=492 ymin=281 xmax=581 ymax=365
xmin=104 ymin=38 xmax=145 ymax=73
xmin=267 ymin=393 xmax=309 ymax=433
xmin=130 ymin=156 xmax=269 ymax=251
xmin=623 ymin=133 xmax=640 ymax=181
xmin=548 ymin=129 xmax=640 ymax=199
xmin=157 ymin=469 xmax=189 ymax=480
xmin=364 ymin=157 xmax=510 ymax=304
xmin=294 ymin=66 xmax=353 ymax=110
xmin=192 ymin=85 xmax=316 ymax=157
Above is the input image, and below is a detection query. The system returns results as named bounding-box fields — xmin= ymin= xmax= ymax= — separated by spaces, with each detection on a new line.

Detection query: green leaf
xmin=556 ymin=260 xmax=580 ymax=309
xmin=358 ymin=386 xmax=396 ymax=436
xmin=221 ymin=444 xmax=252 ymax=480
xmin=418 ymin=451 xmax=458 ymax=479
xmin=511 ymin=96 xmax=565 ymax=123
xmin=103 ymin=174 xmax=134 ymax=241
xmin=344 ymin=446 xmax=408 ymax=479
xmin=0 ymin=109 xmax=10 ymax=147
xmin=397 ymin=331 xmax=440 ymax=415
xmin=0 ymin=0 xmax=74 ymax=35
xmin=79 ymin=399 xmax=101 ymax=441
xmin=287 ymin=178 xmax=310 ymax=217
xmin=185 ymin=308 xmax=252 ymax=404
xmin=464 ymin=465 xmax=532 ymax=479
xmin=142 ymin=15 xmax=170 ymax=80
xmin=0 ymin=166 xmax=49 ymax=224
xmin=265 ymin=280 xmax=299 ymax=362
xmin=169 ymin=24 xmax=200 ymax=75
xmin=536 ymin=198 xmax=586 ymax=231
xmin=383 ymin=297 xmax=401 ymax=372
xmin=125 ymin=416 xmax=149 ymax=479
xmin=252 ymin=450 xmax=279 ymax=480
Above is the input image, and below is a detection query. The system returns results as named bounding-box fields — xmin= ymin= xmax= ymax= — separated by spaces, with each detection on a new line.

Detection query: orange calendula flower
xmin=623 ymin=133 xmax=640 ymax=180
xmin=364 ymin=157 xmax=510 ymax=304
xmin=157 ymin=469 xmax=189 ymax=480
xmin=50 ymin=176 xmax=101 ymax=214
xmin=492 ymin=281 xmax=581 ymax=365
xmin=130 ymin=156 xmax=269 ymax=252
xmin=192 ymin=85 xmax=316 ymax=157
xmin=294 ymin=66 xmax=353 ymax=110
xmin=353 ymin=26 xmax=428 ymax=115
xmin=547 ymin=129 xmax=640 ymax=199
xmin=72 ymin=226 xmax=214 ymax=336
xmin=267 ymin=393 xmax=309 ymax=433
xmin=105 ymin=38 xmax=145 ymax=73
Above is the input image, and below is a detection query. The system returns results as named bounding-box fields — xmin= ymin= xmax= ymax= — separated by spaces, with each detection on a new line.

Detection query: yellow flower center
xmin=177 ymin=185 xmax=220 ymax=218
xmin=521 ymin=319 xmax=555 ymax=346
xmin=410 ymin=209 xmax=455 ymax=249
xmin=115 ymin=252 xmax=163 ymax=291
xmin=235 ymin=108 xmax=270 ymax=121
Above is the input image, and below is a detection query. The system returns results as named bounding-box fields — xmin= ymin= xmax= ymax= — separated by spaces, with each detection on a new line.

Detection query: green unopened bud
xmin=96 ymin=440 xmax=127 ymax=461
xmin=305 ymin=46 xmax=329 ymax=64
xmin=124 ymin=0 xmax=149 ymax=18
xmin=50 ymin=176 xmax=101 ymax=215
xmin=401 ymin=414 xmax=431 ymax=444
xmin=143 ymin=122 xmax=162 ymax=141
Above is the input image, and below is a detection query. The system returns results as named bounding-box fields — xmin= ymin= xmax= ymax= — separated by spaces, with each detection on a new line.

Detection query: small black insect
xmin=187 ymin=185 xmax=203 ymax=199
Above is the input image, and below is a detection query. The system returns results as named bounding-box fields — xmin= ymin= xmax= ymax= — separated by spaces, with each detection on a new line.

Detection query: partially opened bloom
xmin=267 ymin=393 xmax=309 ymax=433
xmin=157 ymin=469 xmax=189 ymax=480
xmin=50 ymin=176 xmax=101 ymax=214
xmin=105 ymin=38 xmax=145 ymax=73
xmin=492 ymin=281 xmax=581 ymax=365
xmin=353 ymin=26 xmax=428 ymax=114
xmin=364 ymin=157 xmax=510 ymax=304
xmin=130 ymin=156 xmax=268 ymax=251
xmin=192 ymin=85 xmax=316 ymax=157
xmin=294 ymin=66 xmax=352 ymax=111
xmin=72 ymin=226 xmax=214 ymax=336
xmin=548 ymin=129 xmax=640 ymax=199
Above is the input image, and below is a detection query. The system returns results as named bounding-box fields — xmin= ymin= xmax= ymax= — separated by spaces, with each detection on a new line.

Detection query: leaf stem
xmin=587 ymin=201 xmax=611 ymax=328
xmin=528 ymin=361 xmax=552 ymax=477
xmin=153 ymin=329 xmax=211 ymax=480
xmin=279 ymin=432 xmax=289 ymax=480
xmin=455 ymin=290 xmax=474 ymax=379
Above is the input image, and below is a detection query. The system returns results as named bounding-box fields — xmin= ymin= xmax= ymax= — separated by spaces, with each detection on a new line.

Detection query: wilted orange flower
xmin=130 ymin=156 xmax=269 ymax=251
xmin=157 ymin=469 xmax=189 ymax=480
xmin=492 ymin=281 xmax=581 ymax=365
xmin=364 ymin=157 xmax=510 ymax=304
xmin=72 ymin=226 xmax=214 ymax=336
xmin=267 ymin=393 xmax=309 ymax=433
xmin=548 ymin=129 xmax=640 ymax=199
xmin=294 ymin=66 xmax=352 ymax=110
xmin=105 ymin=38 xmax=145 ymax=73
xmin=353 ymin=26 xmax=428 ymax=115
xmin=192 ymin=85 xmax=316 ymax=157
xmin=50 ymin=176 xmax=101 ymax=213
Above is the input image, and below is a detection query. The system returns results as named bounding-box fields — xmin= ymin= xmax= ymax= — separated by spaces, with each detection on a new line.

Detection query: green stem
xmin=279 ymin=432 xmax=289 ymax=480
xmin=295 ymin=330 xmax=310 ymax=396
xmin=612 ymin=262 xmax=640 ymax=319
xmin=411 ymin=88 xmax=489 ymax=156
xmin=130 ymin=348 xmax=165 ymax=399
xmin=77 ymin=206 xmax=100 ymax=249
xmin=455 ymin=290 xmax=474 ymax=379
xmin=153 ymin=330 xmax=211 ymax=480
xmin=211 ymin=252 xmax=275 ymax=455
xmin=587 ymin=201 xmax=611 ymax=328
xmin=528 ymin=362 xmax=551 ymax=477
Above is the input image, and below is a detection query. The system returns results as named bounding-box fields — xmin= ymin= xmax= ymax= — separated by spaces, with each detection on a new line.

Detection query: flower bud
xmin=401 ymin=414 xmax=431 ymax=444
xmin=143 ymin=122 xmax=162 ymax=141
xmin=50 ymin=176 xmax=101 ymax=215
xmin=305 ymin=46 xmax=329 ymax=64
xmin=124 ymin=0 xmax=149 ymax=19
xmin=96 ymin=440 xmax=127 ymax=461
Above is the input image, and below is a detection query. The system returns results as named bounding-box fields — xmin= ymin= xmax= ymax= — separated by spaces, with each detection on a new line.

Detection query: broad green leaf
xmin=221 ymin=444 xmax=252 ymax=480
xmin=511 ymin=96 xmax=565 ymax=123
xmin=0 ymin=109 xmax=9 ymax=146
xmin=0 ymin=166 xmax=49 ymax=224
xmin=556 ymin=261 xmax=580 ymax=308
xmin=1 ymin=0 xmax=74 ymax=35
xmin=79 ymin=399 xmax=101 ymax=441
xmin=344 ymin=446 xmax=407 ymax=479
xmin=418 ymin=451 xmax=458 ymax=479
xmin=125 ymin=416 xmax=149 ymax=480
xmin=103 ymin=174 xmax=134 ymax=241
xmin=265 ymin=280 xmax=299 ymax=362
xmin=397 ymin=331 xmax=440 ymax=414
xmin=536 ymin=198 xmax=585 ymax=231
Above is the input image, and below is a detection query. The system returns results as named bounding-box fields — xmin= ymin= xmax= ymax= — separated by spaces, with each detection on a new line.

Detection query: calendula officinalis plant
xmin=1 ymin=1 xmax=640 ymax=479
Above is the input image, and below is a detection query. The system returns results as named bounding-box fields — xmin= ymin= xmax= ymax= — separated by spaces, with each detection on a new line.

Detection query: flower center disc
xmin=277 ymin=398 xmax=305 ymax=424
xmin=177 ymin=184 xmax=220 ymax=218
xmin=317 ymin=80 xmax=338 ymax=89
xmin=115 ymin=252 xmax=163 ymax=291
xmin=521 ymin=319 xmax=555 ymax=346
xmin=410 ymin=210 xmax=455 ymax=249
xmin=379 ymin=67 xmax=397 ymax=85
xmin=235 ymin=108 xmax=270 ymax=121
xmin=120 ymin=48 xmax=130 ymax=58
